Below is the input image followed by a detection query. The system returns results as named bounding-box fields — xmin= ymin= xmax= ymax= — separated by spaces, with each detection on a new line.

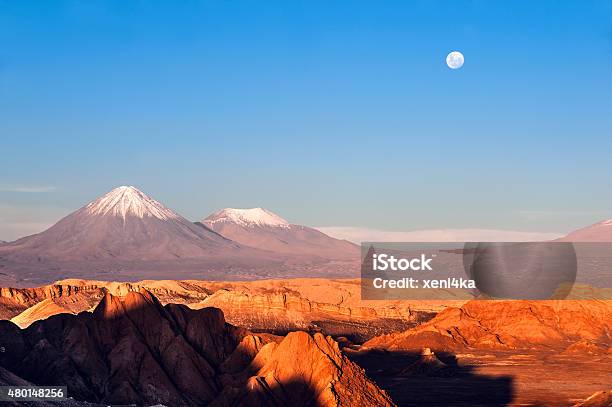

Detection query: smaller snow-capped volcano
xmin=201 ymin=207 xmax=358 ymax=259
xmin=204 ymin=208 xmax=290 ymax=228
xmin=85 ymin=186 xmax=179 ymax=221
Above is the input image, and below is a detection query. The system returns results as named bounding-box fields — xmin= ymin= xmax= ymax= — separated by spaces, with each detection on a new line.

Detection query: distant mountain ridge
xmin=557 ymin=219 xmax=612 ymax=242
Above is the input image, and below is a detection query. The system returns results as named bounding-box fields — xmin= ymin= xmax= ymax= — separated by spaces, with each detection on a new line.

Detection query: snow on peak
xmin=84 ymin=186 xmax=180 ymax=221
xmin=204 ymin=208 xmax=290 ymax=228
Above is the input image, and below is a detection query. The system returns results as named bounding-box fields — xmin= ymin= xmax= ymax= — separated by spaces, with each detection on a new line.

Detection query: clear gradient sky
xmin=1 ymin=1 xmax=612 ymax=241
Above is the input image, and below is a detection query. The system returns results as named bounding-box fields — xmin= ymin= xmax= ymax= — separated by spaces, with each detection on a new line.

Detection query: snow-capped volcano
xmin=204 ymin=208 xmax=290 ymax=228
xmin=0 ymin=186 xmax=239 ymax=262
xmin=201 ymin=208 xmax=358 ymax=259
xmin=557 ymin=218 xmax=612 ymax=242
xmin=85 ymin=186 xmax=180 ymax=221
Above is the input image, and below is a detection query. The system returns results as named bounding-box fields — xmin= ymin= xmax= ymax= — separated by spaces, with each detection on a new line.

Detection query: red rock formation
xmin=1 ymin=278 xmax=433 ymax=341
xmin=364 ymin=300 xmax=612 ymax=352
xmin=0 ymin=290 xmax=393 ymax=407
xmin=0 ymin=284 xmax=105 ymax=319
xmin=215 ymin=331 xmax=395 ymax=407
xmin=0 ymin=280 xmax=211 ymax=319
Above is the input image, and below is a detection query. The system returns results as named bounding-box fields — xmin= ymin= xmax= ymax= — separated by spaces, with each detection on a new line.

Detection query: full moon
xmin=446 ymin=51 xmax=464 ymax=69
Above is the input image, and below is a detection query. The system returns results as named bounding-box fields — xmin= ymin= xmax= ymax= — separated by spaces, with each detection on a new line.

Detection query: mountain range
xmin=0 ymin=186 xmax=358 ymax=286
xmin=1 ymin=184 xmax=611 ymax=287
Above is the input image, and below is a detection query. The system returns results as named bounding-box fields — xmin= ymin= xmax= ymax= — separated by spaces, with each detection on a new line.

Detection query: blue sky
xmin=1 ymin=0 xmax=611 ymax=241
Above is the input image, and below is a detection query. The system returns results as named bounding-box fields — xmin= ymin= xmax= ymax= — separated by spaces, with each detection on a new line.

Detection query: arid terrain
xmin=0 ymin=187 xmax=610 ymax=405
xmin=0 ymin=278 xmax=449 ymax=339
xmin=4 ymin=1 xmax=612 ymax=404
xmin=0 ymin=278 xmax=610 ymax=406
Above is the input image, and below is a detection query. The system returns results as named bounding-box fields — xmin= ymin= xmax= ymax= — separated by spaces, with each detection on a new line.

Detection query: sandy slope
xmin=10 ymin=298 xmax=74 ymax=328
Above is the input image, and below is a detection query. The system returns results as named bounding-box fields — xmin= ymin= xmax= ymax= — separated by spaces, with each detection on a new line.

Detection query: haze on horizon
xmin=1 ymin=1 xmax=611 ymax=241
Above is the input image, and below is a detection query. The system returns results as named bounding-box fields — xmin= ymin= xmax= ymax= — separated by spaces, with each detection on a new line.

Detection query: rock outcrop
xmin=398 ymin=348 xmax=451 ymax=377
xmin=215 ymin=331 xmax=395 ymax=406
xmin=0 ymin=290 xmax=393 ymax=406
xmin=572 ymin=390 xmax=612 ymax=407
xmin=562 ymin=339 xmax=610 ymax=355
